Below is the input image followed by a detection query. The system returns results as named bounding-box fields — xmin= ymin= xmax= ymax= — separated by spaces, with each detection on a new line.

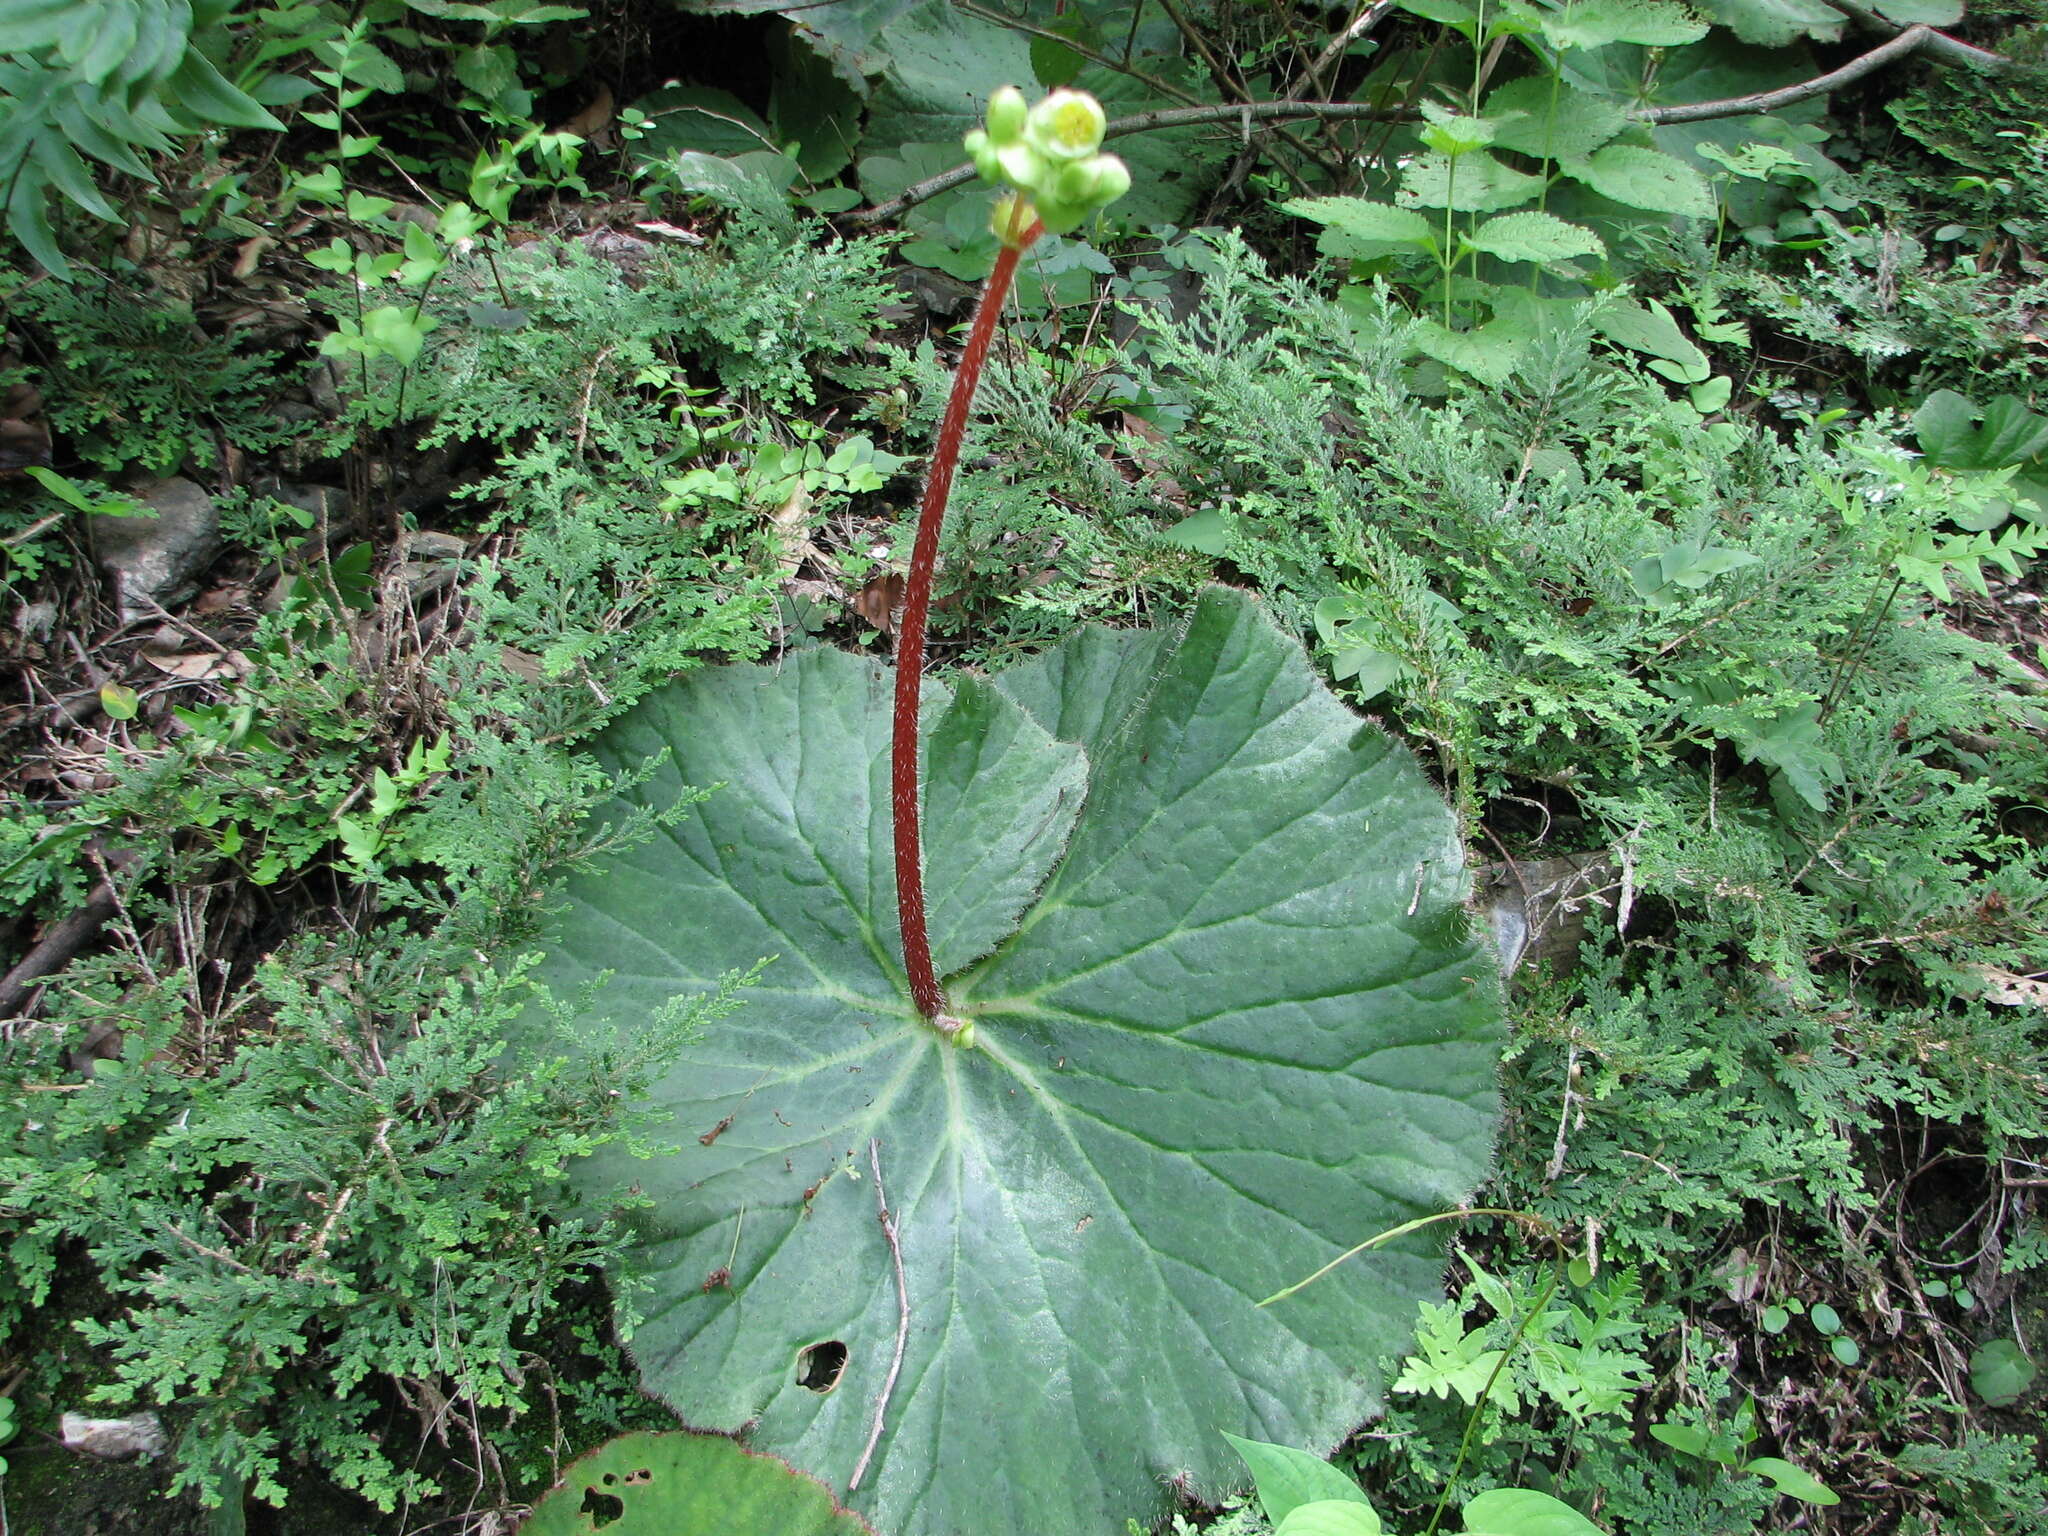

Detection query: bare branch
xmin=951 ymin=0 xmax=1204 ymax=108
xmin=1822 ymin=0 xmax=2013 ymax=71
xmin=0 ymin=882 xmax=117 ymax=1020
xmin=848 ymin=1138 xmax=911 ymax=1495
xmin=844 ymin=21 xmax=2013 ymax=229
xmin=1649 ymin=24 xmax=1939 ymax=123
xmin=1303 ymin=0 xmax=1399 ymax=97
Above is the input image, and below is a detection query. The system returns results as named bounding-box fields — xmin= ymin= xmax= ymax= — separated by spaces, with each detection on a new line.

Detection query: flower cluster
xmin=963 ymin=86 xmax=1131 ymax=242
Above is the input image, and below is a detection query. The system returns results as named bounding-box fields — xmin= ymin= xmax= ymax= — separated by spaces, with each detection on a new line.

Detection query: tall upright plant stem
xmin=892 ymin=221 xmax=1043 ymax=1023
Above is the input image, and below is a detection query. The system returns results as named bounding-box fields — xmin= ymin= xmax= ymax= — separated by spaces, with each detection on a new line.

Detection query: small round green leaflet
xmin=1968 ymin=1338 xmax=2038 ymax=1407
xmin=537 ymin=588 xmax=1502 ymax=1535
xmin=519 ymin=1430 xmax=874 ymax=1535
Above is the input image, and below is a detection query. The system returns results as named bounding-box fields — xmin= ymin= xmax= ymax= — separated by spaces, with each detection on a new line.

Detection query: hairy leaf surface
xmin=540 ymin=588 xmax=1502 ymax=1536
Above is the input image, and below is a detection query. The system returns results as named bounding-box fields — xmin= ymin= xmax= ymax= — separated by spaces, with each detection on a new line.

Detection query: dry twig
xmin=848 ymin=23 xmax=2012 ymax=228
xmin=849 ymin=1137 xmax=910 ymax=1495
xmin=0 ymin=881 xmax=118 ymax=1019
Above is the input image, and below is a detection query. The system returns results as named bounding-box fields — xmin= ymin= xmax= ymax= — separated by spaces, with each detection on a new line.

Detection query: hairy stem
xmin=892 ymin=223 xmax=1042 ymax=1023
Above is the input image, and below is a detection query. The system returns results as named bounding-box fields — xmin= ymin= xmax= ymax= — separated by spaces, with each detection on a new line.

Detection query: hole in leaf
xmin=795 ymin=1339 xmax=848 ymax=1393
xmin=576 ymin=1485 xmax=626 ymax=1528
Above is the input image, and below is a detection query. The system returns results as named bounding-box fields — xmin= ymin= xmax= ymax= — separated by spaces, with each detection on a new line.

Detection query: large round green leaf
xmin=540 ymin=587 xmax=1502 ymax=1536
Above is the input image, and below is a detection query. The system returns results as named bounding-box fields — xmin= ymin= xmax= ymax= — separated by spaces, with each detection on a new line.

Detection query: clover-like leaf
xmin=537 ymin=588 xmax=1503 ymax=1536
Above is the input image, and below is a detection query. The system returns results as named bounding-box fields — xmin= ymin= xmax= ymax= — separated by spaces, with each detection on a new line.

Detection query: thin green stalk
xmin=1820 ymin=570 xmax=1904 ymax=722
xmin=1420 ymin=1258 xmax=1566 ymax=1536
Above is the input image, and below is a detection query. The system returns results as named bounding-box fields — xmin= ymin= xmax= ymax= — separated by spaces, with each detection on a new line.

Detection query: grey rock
xmin=582 ymin=227 xmax=658 ymax=286
xmin=305 ymin=357 xmax=345 ymax=417
xmin=890 ymin=266 xmax=975 ymax=319
xmin=271 ymin=482 xmax=348 ymax=527
xmin=94 ymin=477 xmax=220 ymax=621
xmin=1480 ymin=850 xmax=1614 ymax=975
xmin=60 ymin=1411 xmax=166 ymax=1460
xmin=15 ymin=599 xmax=55 ymax=639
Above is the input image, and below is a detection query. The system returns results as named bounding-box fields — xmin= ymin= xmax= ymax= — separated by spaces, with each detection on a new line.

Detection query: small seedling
xmin=1920 ymin=1275 xmax=1977 ymax=1310
xmin=1650 ymin=1399 xmax=1840 ymax=1507
xmin=1808 ymin=1301 xmax=1861 ymax=1366
xmin=1759 ymin=1294 xmax=1859 ymax=1364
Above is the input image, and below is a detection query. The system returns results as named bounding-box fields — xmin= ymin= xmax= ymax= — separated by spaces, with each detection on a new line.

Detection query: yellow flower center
xmin=1050 ymin=99 xmax=1096 ymax=150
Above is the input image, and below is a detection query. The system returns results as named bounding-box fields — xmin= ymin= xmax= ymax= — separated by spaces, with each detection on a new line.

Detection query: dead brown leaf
xmin=555 ymin=83 xmax=614 ymax=141
xmin=232 ymin=234 xmax=275 ymax=280
xmin=852 ymin=571 xmax=906 ymax=634
xmin=770 ymin=484 xmax=814 ymax=581
xmin=1964 ymin=963 xmax=2048 ymax=1007
xmin=0 ymin=372 xmax=51 ymax=476
xmin=142 ymin=648 xmax=251 ymax=682
xmin=498 ymin=646 xmax=544 ymax=682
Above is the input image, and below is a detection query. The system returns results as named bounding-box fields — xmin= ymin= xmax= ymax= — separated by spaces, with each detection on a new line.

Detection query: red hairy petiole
xmin=890 ymin=220 xmax=1044 ymax=1023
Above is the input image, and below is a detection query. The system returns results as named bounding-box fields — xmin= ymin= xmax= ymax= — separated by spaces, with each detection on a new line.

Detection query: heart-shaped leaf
xmin=1483 ymin=78 xmax=1629 ymax=161
xmin=1742 ymin=1454 xmax=1840 ymax=1506
xmin=1694 ymin=0 xmax=1844 ymax=44
xmin=1561 ymin=145 xmax=1716 ymax=219
xmin=1225 ymin=1432 xmax=1380 ymax=1527
xmin=1914 ymin=390 xmax=2048 ymax=473
xmin=1278 ymin=1501 xmax=1387 ymax=1536
xmin=1461 ymin=1487 xmax=1607 ymax=1535
xmin=1282 ymin=196 xmax=1439 ymax=258
xmin=538 ymin=588 xmax=1502 ymax=1536
xmin=1540 ymin=0 xmax=1708 ymax=49
xmin=1464 ymin=211 xmax=1605 ymax=264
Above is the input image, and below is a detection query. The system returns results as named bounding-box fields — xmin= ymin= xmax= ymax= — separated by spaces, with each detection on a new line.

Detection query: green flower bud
xmin=985 ymin=84 xmax=1028 ymax=143
xmin=991 ymin=192 xmax=1038 ymax=249
xmin=1053 ymin=157 xmax=1099 ymax=205
xmin=1088 ymin=153 xmax=1131 ymax=206
xmin=964 ymin=129 xmax=1001 ymax=183
xmin=1036 ymin=155 xmax=1132 ymax=234
xmin=964 ymin=90 xmax=1127 ymax=240
xmin=995 ymin=140 xmax=1047 ymax=188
